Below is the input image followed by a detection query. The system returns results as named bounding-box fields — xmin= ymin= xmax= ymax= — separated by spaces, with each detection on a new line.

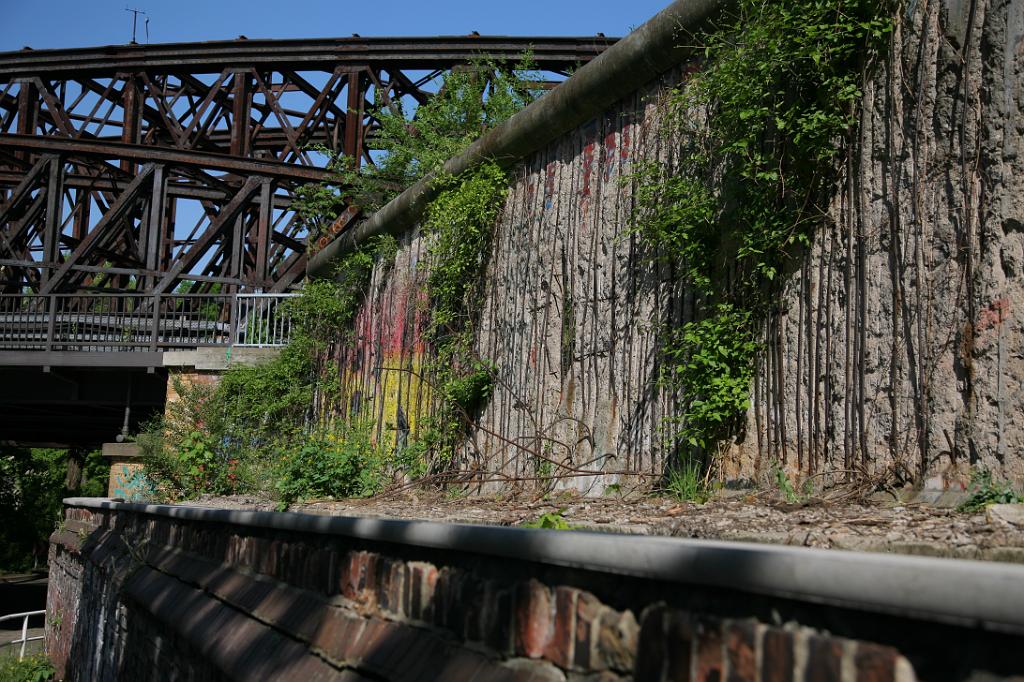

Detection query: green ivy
xmin=664 ymin=305 xmax=758 ymax=451
xmin=957 ymin=469 xmax=1024 ymax=513
xmin=417 ymin=163 xmax=510 ymax=465
xmin=630 ymin=0 xmax=892 ymax=472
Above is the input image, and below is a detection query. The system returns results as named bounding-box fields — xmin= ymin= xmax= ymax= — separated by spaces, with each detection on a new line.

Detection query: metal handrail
xmin=0 ymin=610 xmax=45 ymax=660
xmin=233 ymin=293 xmax=298 ymax=348
xmin=0 ymin=292 xmax=297 ymax=351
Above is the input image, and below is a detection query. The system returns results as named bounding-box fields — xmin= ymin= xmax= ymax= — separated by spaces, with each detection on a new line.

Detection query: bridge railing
xmin=0 ymin=293 xmax=297 ymax=352
xmin=234 ymin=293 xmax=299 ymax=347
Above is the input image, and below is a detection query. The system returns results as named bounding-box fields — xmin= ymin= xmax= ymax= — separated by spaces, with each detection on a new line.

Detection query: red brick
xmin=665 ymin=610 xmax=695 ymax=682
xmin=482 ymin=583 xmax=514 ymax=655
xmin=573 ymin=591 xmax=603 ymax=670
xmin=411 ymin=562 xmax=439 ymax=622
xmin=762 ymin=628 xmax=795 ymax=682
xmin=805 ymin=635 xmax=843 ymax=682
xmin=408 ymin=563 xmax=426 ymax=619
xmin=313 ymin=610 xmax=366 ymax=663
xmin=542 ymin=586 xmax=578 ymax=668
xmin=696 ymin=621 xmax=724 ymax=682
xmin=378 ymin=558 xmax=394 ymax=611
xmin=389 ymin=628 xmax=438 ymax=680
xmin=634 ymin=604 xmax=668 ymax=682
xmin=433 ymin=568 xmax=456 ymax=628
xmin=726 ymin=621 xmax=758 ymax=682
xmin=349 ymin=618 xmax=392 ymax=666
xmin=362 ymin=621 xmax=419 ymax=678
xmin=433 ymin=645 xmax=489 ymax=680
xmin=855 ymin=643 xmax=899 ymax=682
xmin=514 ymin=580 xmax=554 ymax=659
xmin=385 ymin=561 xmax=407 ymax=616
xmin=597 ymin=607 xmax=639 ymax=673
xmin=340 ymin=552 xmax=360 ymax=599
xmin=358 ymin=552 xmax=380 ymax=604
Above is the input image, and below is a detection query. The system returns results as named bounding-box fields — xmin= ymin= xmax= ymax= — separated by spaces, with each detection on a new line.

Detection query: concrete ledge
xmin=101 ymin=442 xmax=141 ymax=458
xmin=163 ymin=346 xmax=281 ymax=370
xmin=63 ymin=497 xmax=1024 ymax=635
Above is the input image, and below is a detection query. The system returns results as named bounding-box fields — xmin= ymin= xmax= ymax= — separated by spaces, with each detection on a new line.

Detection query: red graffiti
xmin=976 ymin=298 xmax=1011 ymax=333
xmin=544 ymin=161 xmax=556 ymax=207
xmin=604 ymin=129 xmax=617 ymax=180
xmin=581 ymin=141 xmax=595 ymax=198
xmin=619 ymin=124 xmax=631 ymax=165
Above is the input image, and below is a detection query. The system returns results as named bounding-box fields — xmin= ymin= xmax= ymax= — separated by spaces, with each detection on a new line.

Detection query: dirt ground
xmin=181 ymin=488 xmax=1024 ymax=564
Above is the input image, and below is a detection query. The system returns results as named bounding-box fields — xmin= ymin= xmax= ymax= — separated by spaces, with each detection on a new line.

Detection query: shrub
xmin=274 ymin=423 xmax=388 ymax=509
xmin=0 ymin=653 xmax=54 ymax=681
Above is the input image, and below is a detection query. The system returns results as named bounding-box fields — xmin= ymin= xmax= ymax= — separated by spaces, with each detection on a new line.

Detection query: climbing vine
xmin=418 ymin=162 xmax=510 ymax=465
xmin=296 ymin=55 xmax=539 ymax=473
xmin=630 ymin=0 xmax=892 ymax=479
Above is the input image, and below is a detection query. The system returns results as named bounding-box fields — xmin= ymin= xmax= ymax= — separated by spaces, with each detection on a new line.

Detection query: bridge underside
xmin=0 ymin=365 xmax=166 ymax=446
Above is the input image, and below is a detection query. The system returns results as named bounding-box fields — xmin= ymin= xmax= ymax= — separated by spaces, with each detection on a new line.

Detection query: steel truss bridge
xmin=0 ymin=35 xmax=614 ymax=445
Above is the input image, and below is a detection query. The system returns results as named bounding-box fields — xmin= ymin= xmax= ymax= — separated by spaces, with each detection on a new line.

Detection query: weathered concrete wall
xmin=734 ymin=0 xmax=1024 ymax=487
xmin=336 ymin=0 xmax=1024 ymax=489
xmin=334 ymin=73 xmax=679 ymax=491
xmin=48 ymin=502 xmax=951 ymax=681
xmin=472 ymin=74 xmax=679 ymax=493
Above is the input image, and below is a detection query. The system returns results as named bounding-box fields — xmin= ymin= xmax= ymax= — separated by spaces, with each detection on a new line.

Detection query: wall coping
xmin=65 ymin=497 xmax=1024 ymax=635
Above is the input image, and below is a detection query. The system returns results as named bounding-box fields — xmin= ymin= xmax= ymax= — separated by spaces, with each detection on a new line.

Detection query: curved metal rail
xmin=0 ymin=610 xmax=45 ymax=660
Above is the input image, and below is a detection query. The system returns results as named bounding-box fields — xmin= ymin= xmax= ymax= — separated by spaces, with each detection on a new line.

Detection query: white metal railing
xmin=0 ymin=610 xmax=45 ymax=660
xmin=233 ymin=293 xmax=298 ymax=347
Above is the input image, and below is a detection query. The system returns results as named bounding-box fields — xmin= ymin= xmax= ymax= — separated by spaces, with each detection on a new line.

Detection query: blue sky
xmin=0 ymin=1 xmax=673 ymax=51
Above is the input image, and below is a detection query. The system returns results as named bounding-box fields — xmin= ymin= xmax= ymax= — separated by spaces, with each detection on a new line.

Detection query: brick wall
xmin=45 ymin=503 xmax=968 ymax=682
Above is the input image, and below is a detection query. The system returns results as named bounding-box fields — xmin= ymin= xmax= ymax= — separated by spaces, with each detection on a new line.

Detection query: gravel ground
xmin=179 ymin=489 xmax=1024 ymax=564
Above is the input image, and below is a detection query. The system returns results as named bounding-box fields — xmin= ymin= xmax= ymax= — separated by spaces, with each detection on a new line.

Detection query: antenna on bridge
xmin=125 ymin=7 xmax=147 ymax=45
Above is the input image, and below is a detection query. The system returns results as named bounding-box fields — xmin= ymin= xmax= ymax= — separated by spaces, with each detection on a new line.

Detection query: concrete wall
xmin=47 ymin=502 xmax=953 ymax=682
xmin=335 ymin=72 xmax=678 ymax=491
xmin=734 ymin=0 xmax=1024 ymax=488
xmin=332 ymin=0 xmax=1024 ymax=490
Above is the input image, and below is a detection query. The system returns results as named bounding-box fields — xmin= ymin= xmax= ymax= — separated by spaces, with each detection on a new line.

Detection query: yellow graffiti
xmin=338 ymin=350 xmax=431 ymax=451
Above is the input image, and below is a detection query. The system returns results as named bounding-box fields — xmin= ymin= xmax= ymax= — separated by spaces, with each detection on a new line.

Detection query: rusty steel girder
xmin=0 ymin=35 xmax=615 ymax=296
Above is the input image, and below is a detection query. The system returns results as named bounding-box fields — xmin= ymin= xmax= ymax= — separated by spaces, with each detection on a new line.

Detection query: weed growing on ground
xmin=957 ymin=469 xmax=1023 ymax=513
xmin=663 ymin=459 xmax=711 ymax=503
xmin=521 ymin=510 xmax=573 ymax=530
xmin=0 ymin=653 xmax=54 ymax=682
